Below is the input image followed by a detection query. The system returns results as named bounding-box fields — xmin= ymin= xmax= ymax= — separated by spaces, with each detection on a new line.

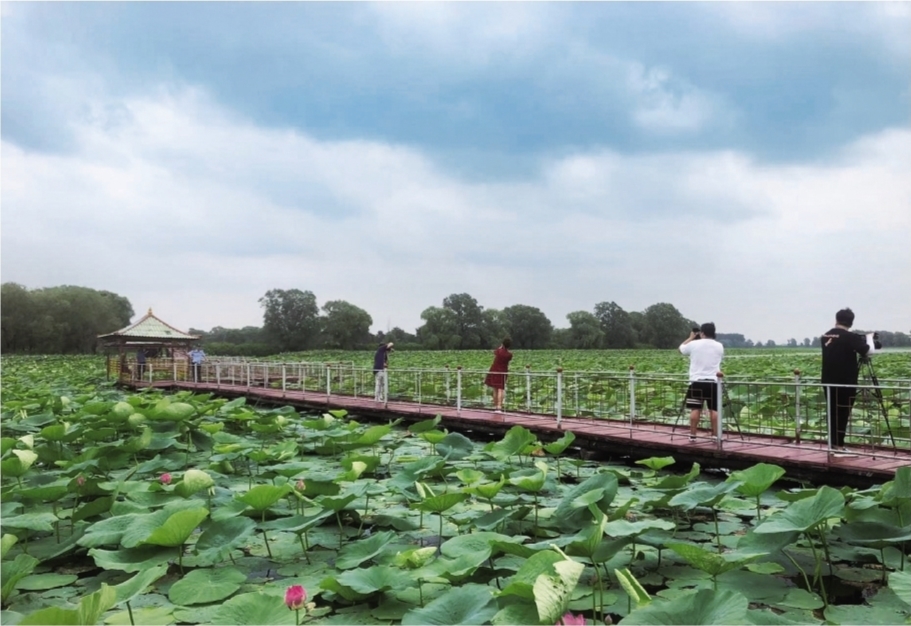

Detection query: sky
xmin=2 ymin=2 xmax=909 ymax=345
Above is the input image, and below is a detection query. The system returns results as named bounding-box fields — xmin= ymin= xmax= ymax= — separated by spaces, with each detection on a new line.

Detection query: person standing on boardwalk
xmin=821 ymin=308 xmax=881 ymax=450
xmin=679 ymin=323 xmax=724 ymax=441
xmin=188 ymin=346 xmax=206 ymax=382
xmin=484 ymin=338 xmax=513 ymax=413
xmin=373 ymin=342 xmax=394 ymax=402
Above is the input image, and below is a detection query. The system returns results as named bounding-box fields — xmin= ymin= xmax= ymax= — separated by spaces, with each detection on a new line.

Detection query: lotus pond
xmin=1 ymin=355 xmax=910 ymax=625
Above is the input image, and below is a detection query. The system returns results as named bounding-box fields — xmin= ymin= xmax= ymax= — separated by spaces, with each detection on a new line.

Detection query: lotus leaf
xmin=141 ymin=507 xmax=209 ymax=547
xmin=168 ymin=566 xmax=247 ymax=605
xmin=17 ymin=583 xmax=116 ymax=626
xmin=335 ymin=530 xmax=396 ymax=569
xmin=542 ymin=431 xmax=576 ymax=455
xmin=616 ymin=567 xmax=652 ymax=609
xmin=409 ymin=415 xmax=442 ymax=434
xmin=401 ymin=584 xmax=497 ymax=625
xmin=16 ymin=573 xmax=78 ymax=591
xmin=484 ymin=426 xmax=537 ymax=461
xmin=436 ymin=432 xmax=475 ymax=459
xmin=622 ymin=588 xmax=750 ymax=625
xmin=175 ymin=468 xmax=215 ymax=498
xmin=755 ymin=486 xmax=845 ymax=534
xmin=237 ymin=484 xmax=291 ymax=511
xmin=534 ymin=556 xmax=585 ymax=625
xmin=210 ymin=591 xmax=296 ymax=625
xmin=336 ymin=565 xmax=415 ymax=594
xmin=111 ymin=563 xmax=168 ymax=604
xmin=636 ymin=456 xmax=676 ymax=471
xmin=1 ymin=554 xmax=39 ymax=603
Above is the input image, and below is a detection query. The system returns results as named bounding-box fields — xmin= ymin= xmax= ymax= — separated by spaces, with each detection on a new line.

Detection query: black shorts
xmin=686 ymin=380 xmax=718 ymax=411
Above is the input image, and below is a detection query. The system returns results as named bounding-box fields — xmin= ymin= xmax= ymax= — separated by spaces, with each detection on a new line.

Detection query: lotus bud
xmin=284 ymin=584 xmax=307 ymax=610
xmin=159 ymin=473 xmax=172 ymax=485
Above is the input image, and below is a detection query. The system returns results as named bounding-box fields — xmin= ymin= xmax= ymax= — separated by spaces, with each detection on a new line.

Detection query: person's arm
xmin=679 ymin=332 xmax=698 ymax=354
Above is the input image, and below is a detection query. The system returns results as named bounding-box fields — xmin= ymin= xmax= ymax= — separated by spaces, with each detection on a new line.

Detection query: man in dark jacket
xmin=821 ymin=308 xmax=881 ymax=450
xmin=373 ymin=342 xmax=394 ymax=402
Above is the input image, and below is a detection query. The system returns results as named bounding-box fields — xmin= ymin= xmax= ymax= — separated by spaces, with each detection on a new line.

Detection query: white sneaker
xmin=689 ymin=435 xmax=697 ymax=442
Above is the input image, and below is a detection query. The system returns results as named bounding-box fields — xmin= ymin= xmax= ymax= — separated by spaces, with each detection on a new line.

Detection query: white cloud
xmin=2 ymin=86 xmax=909 ymax=344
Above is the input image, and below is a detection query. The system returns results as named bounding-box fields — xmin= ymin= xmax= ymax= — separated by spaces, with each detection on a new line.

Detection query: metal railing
xmin=148 ymin=360 xmax=911 ymax=458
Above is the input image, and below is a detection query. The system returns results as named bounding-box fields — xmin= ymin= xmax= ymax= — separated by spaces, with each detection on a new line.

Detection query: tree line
xmin=3 ymin=282 xmax=909 ymax=355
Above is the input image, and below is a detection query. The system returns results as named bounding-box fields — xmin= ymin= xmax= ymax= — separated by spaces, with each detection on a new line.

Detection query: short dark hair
xmin=835 ymin=308 xmax=855 ymax=328
xmin=700 ymin=322 xmax=716 ymax=339
xmin=502 ymin=337 xmax=512 ymax=348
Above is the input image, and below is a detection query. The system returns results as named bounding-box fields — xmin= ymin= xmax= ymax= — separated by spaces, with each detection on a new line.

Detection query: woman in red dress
xmin=484 ymin=338 xmax=513 ymax=412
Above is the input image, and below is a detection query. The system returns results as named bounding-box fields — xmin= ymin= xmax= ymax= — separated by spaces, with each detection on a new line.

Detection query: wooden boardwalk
xmin=133 ymin=379 xmax=911 ymax=488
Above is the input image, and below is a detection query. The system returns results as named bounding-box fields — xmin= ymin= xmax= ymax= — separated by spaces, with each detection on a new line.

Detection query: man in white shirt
xmin=679 ymin=322 xmax=725 ymax=441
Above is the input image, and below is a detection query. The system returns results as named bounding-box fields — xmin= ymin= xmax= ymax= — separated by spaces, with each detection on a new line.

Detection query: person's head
xmin=502 ymin=337 xmax=512 ymax=349
xmin=835 ymin=308 xmax=855 ymax=328
xmin=700 ymin=322 xmax=716 ymax=339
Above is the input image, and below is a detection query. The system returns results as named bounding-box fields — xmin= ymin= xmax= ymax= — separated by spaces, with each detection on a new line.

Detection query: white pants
xmin=374 ymin=370 xmax=387 ymax=402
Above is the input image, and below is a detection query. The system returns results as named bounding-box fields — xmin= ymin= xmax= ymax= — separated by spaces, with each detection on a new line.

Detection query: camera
xmin=692 ymin=327 xmax=701 ymax=335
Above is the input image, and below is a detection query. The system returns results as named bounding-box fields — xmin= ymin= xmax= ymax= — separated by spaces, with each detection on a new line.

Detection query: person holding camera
xmin=821 ymin=308 xmax=881 ymax=450
xmin=373 ymin=341 xmax=394 ymax=402
xmin=484 ymin=337 xmax=513 ymax=413
xmin=679 ymin=323 xmax=725 ymax=441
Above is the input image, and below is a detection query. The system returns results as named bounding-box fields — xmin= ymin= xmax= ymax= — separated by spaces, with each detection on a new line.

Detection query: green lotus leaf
xmin=651 ymin=462 xmax=701 ymax=490
xmin=1 ymin=534 xmax=17 ymax=559
xmin=408 ymin=415 xmax=442 ymax=434
xmin=667 ymin=543 xmax=767 ymax=577
xmin=354 ymin=423 xmax=393 ymax=446
xmin=260 ymin=510 xmax=333 ymax=533
xmin=328 ymin=408 xmax=348 ymax=418
xmin=17 ymin=583 xmax=116 ymax=626
xmin=315 ymin=492 xmax=357 ymax=512
xmin=169 ymin=566 xmax=247 ymax=605
xmin=199 ymin=422 xmax=225 ymax=435
xmin=483 ymin=425 xmax=538 ymax=461
xmin=336 ymin=565 xmax=415 ymax=594
xmin=1 ymin=449 xmax=38 ymax=477
xmin=153 ymin=401 xmax=196 ymax=422
xmin=14 ymin=483 xmax=69 ymax=503
xmin=127 ymin=413 xmax=147 ymax=428
xmin=835 ymin=521 xmax=911 ymax=546
xmin=175 ymin=468 xmax=215 ymax=498
xmin=16 ymin=573 xmax=78 ymax=591
xmin=669 ymin=480 xmax=740 ymax=510
xmin=89 ymin=546 xmax=173 ymax=573
xmin=621 ymin=588 xmax=749 ymax=625
xmin=338 ymin=460 xmax=368 ymax=482
xmin=455 ymin=468 xmax=485 ymax=485
xmin=39 ymin=423 xmax=69 ymax=442
xmin=534 ymin=557 xmax=586 ymax=625
xmin=141 ymin=507 xmax=209 ymax=547
xmin=823 ymin=603 xmax=909 ymax=626
xmin=1 ymin=437 xmax=17 ymax=455
xmin=401 ymin=583 xmax=497 ymax=626
xmin=2 ymin=511 xmax=59 ymax=533
xmin=110 ymin=401 xmax=134 ymax=421
xmin=414 ymin=492 xmax=468 ymax=513
xmin=1 ymin=554 xmax=39 ymax=603
xmin=567 ymin=513 xmax=607 ymax=558
xmin=636 ymin=456 xmax=676 ymax=471
xmin=121 ymin=428 xmax=152 ymax=454
xmin=615 ymin=567 xmax=652 ymax=609
xmin=393 ymin=546 xmax=438 ymax=569
xmin=550 ymin=472 xmax=619 ymax=529
xmin=419 ymin=430 xmax=448 ymax=445
xmin=437 ymin=432 xmax=475 ymax=459
xmin=72 ymin=496 xmax=114 ymax=523
xmin=499 ymin=550 xmax=564 ymax=600
xmin=193 ymin=516 xmax=257 ymax=566
xmin=342 ymin=454 xmax=381 ymax=474
xmin=542 ymin=430 xmax=576 ymax=455
xmin=755 ymin=486 xmax=845 ymax=534
xmin=467 ymin=476 xmax=506 ymax=501
xmin=237 ymin=484 xmax=291 ymax=511
xmin=604 ymin=518 xmax=676 ymax=538
xmin=441 ymin=531 xmax=523 ymax=560
xmin=336 ymin=530 xmax=396 ymax=570
xmin=210 ymin=590 xmax=296 ymax=625
xmin=111 ymin=563 xmax=168 ymax=604
xmin=320 ymin=576 xmax=371 ymax=602
xmin=730 ymin=463 xmax=786 ymax=498
xmin=888 ymin=570 xmax=911 ymax=609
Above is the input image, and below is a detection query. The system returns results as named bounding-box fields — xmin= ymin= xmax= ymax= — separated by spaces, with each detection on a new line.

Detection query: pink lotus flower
xmin=159 ymin=473 xmax=172 ymax=485
xmin=285 ymin=584 xmax=307 ymax=611
xmin=295 ymin=479 xmax=306 ymax=492
xmin=76 ymin=475 xmax=85 ymax=487
xmin=557 ymin=613 xmax=585 ymax=626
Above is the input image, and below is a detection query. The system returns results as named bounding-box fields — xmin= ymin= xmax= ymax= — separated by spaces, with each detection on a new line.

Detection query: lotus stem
xmin=262 ymin=528 xmax=273 ymax=558
xmin=713 ymin=508 xmax=722 ymax=553
xmin=298 ymin=533 xmax=311 ymax=564
xmin=126 ymin=600 xmax=135 ymax=626
xmin=755 ymin=495 xmax=762 ymax=520
xmin=783 ymin=549 xmax=813 ymax=601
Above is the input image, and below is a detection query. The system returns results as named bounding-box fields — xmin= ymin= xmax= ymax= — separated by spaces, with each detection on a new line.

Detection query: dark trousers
xmin=826 ymin=385 xmax=857 ymax=447
xmin=136 ymin=364 xmax=145 ymax=380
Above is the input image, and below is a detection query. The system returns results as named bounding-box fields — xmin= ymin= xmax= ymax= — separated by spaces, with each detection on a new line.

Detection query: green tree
xmin=502 ymin=304 xmax=553 ymax=349
xmin=1 ymin=283 xmax=36 ymax=352
xmin=442 ymin=293 xmax=484 ymax=349
xmin=321 ymin=300 xmax=373 ymax=350
xmin=416 ymin=306 xmax=460 ymax=349
xmin=594 ymin=301 xmax=635 ymax=348
xmin=480 ymin=309 xmax=507 ymax=349
xmin=379 ymin=327 xmax=420 ymax=349
xmin=629 ymin=311 xmax=648 ymax=346
xmin=565 ymin=311 xmax=604 ymax=349
xmin=642 ymin=302 xmax=690 ymax=349
xmin=259 ymin=289 xmax=320 ymax=351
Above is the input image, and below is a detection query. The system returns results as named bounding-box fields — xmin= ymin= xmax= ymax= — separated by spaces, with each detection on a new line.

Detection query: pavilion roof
xmin=98 ymin=308 xmax=200 ymax=343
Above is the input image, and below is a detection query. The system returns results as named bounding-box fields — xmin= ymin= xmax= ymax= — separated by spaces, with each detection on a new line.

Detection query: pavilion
xmin=97 ymin=309 xmax=201 ymax=382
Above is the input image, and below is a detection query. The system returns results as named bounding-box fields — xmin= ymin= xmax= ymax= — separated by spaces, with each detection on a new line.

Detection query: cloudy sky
xmin=2 ymin=2 xmax=909 ymax=345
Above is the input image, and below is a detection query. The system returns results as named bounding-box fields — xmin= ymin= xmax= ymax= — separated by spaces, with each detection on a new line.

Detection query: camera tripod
xmin=672 ymin=381 xmax=745 ymax=440
xmin=856 ymin=356 xmax=897 ymax=449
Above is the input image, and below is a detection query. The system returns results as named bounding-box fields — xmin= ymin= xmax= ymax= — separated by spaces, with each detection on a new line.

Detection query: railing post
xmin=525 ymin=365 xmax=531 ymax=413
xmin=825 ymin=383 xmax=833 ymax=453
xmin=148 ymin=363 xmax=153 ymax=384
xmin=216 ymin=364 xmax=221 ymax=388
xmin=456 ymin=366 xmax=462 ymax=413
xmin=172 ymin=360 xmax=177 ymax=382
xmin=556 ymin=368 xmax=563 ymax=427
xmin=417 ymin=371 xmax=422 ymax=406
xmin=383 ymin=366 xmax=389 ymax=408
xmin=299 ymin=364 xmax=304 ymax=392
xmin=445 ymin=365 xmax=451 ymax=402
xmin=326 ymin=363 xmax=332 ymax=398
xmin=574 ymin=372 xmax=580 ymax=417
xmin=716 ymin=372 xmax=725 ymax=449
xmin=246 ymin=363 xmax=251 ymax=388
xmin=628 ymin=366 xmax=636 ymax=426
xmin=793 ymin=369 xmax=802 ymax=445
xmin=282 ymin=365 xmax=287 ymax=393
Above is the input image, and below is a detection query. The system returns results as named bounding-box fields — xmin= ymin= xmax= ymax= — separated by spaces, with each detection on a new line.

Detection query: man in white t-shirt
xmin=679 ymin=322 xmax=725 ymax=441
